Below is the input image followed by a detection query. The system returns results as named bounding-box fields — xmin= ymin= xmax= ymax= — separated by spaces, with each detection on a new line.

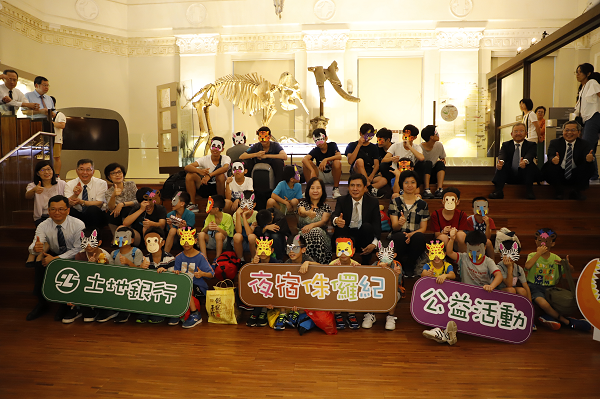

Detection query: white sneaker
xmin=332 ymin=187 xmax=341 ymax=199
xmin=385 ymin=315 xmax=397 ymax=330
xmin=423 ymin=327 xmax=448 ymax=343
xmin=187 ymin=204 xmax=199 ymax=213
xmin=445 ymin=320 xmax=458 ymax=345
xmin=362 ymin=312 xmax=376 ymax=329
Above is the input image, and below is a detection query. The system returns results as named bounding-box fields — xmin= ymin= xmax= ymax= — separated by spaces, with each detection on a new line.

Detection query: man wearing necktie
xmin=331 ymin=174 xmax=381 ymax=264
xmin=64 ymin=159 xmax=108 ymax=230
xmin=489 ymin=123 xmax=539 ymax=200
xmin=0 ymin=69 xmax=40 ymax=114
xmin=26 ymin=195 xmax=85 ymax=321
xmin=543 ymin=120 xmax=594 ymax=200
xmin=25 ymin=76 xmax=55 ymax=126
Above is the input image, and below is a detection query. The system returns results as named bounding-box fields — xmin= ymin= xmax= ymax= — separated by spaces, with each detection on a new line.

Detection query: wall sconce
xmin=516 ymin=47 xmax=522 ymax=55
xmin=347 ymin=79 xmax=353 ymax=95
xmin=530 ymin=37 xmax=537 ymax=47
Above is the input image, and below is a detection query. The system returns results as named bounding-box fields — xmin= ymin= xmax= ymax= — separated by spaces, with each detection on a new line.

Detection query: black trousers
xmin=245 ymin=158 xmax=285 ymax=185
xmin=379 ymin=162 xmax=395 ymax=183
xmin=70 ymin=206 xmax=107 ymax=230
xmin=492 ymin=164 xmax=539 ymax=192
xmin=332 ymin=222 xmax=376 ymax=264
xmin=422 ymin=160 xmax=446 ymax=184
xmin=543 ymin=162 xmax=593 ymax=192
xmin=106 ymin=206 xmax=133 ymax=226
xmin=391 ymin=231 xmax=426 ymax=273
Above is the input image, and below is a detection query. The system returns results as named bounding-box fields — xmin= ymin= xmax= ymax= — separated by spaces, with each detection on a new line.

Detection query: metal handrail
xmin=0 ymin=131 xmax=55 ymax=164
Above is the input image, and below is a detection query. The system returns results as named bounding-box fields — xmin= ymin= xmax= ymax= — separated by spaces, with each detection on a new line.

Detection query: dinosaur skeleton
xmin=184 ymin=71 xmax=308 ymax=156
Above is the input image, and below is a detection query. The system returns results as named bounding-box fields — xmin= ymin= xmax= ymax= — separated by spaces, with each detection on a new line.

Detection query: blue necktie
xmin=56 ymin=225 xmax=67 ymax=255
xmin=82 ymin=185 xmax=88 ymax=212
xmin=512 ymin=143 xmax=520 ymax=173
xmin=565 ymin=143 xmax=573 ymax=180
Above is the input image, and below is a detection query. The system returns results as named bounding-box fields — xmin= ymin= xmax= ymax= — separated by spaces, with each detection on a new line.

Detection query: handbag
xmin=544 ymin=259 xmax=578 ymax=316
xmin=575 ymin=85 xmax=585 ymax=127
xmin=206 ymin=279 xmax=239 ymax=324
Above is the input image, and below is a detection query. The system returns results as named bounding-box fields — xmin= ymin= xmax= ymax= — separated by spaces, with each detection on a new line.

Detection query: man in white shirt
xmin=25 ymin=195 xmax=85 ymax=321
xmin=25 ymin=76 xmax=55 ymax=121
xmin=184 ymin=136 xmax=230 ymax=212
xmin=0 ymin=69 xmax=39 ymax=115
xmin=64 ymin=159 xmax=108 ymax=229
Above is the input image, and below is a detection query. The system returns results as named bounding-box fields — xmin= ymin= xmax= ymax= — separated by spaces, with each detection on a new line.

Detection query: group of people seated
xmin=21 ymin=118 xmax=594 ymax=336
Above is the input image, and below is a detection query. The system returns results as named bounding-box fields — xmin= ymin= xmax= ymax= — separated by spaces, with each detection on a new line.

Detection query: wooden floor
xmin=1 ymin=299 xmax=599 ymax=398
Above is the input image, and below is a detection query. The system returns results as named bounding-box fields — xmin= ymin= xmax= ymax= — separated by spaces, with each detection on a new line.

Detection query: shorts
xmin=529 ymin=283 xmax=550 ymax=300
xmin=318 ymin=170 xmax=334 ymax=184
xmin=206 ymin=232 xmax=228 ymax=250
xmin=53 ymin=142 xmax=62 ymax=157
xmin=197 ymin=183 xmax=217 ymax=198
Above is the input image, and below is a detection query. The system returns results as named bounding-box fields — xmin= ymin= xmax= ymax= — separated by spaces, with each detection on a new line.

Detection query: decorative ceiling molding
xmin=219 ymin=34 xmax=305 ymax=53
xmin=436 ymin=28 xmax=484 ymax=49
xmin=176 ymin=34 xmax=219 ymax=54
xmin=347 ymin=31 xmax=437 ymax=50
xmin=303 ymin=30 xmax=349 ymax=51
xmin=0 ymin=2 xmax=177 ymax=57
xmin=481 ymin=29 xmax=554 ymax=50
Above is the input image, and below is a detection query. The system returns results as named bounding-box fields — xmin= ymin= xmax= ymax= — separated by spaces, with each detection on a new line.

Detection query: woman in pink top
xmin=25 ymin=161 xmax=66 ymax=226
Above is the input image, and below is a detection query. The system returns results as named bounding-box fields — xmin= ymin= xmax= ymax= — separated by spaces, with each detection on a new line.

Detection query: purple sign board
xmin=410 ymin=277 xmax=534 ymax=344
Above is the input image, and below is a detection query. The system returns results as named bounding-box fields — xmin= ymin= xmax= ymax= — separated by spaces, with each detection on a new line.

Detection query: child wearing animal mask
xmin=165 ymin=191 xmax=195 ymax=253
xmin=63 ymin=228 xmax=110 ymax=324
xmin=429 ymin=187 xmax=469 ymax=252
xmin=233 ymin=191 xmax=258 ymax=262
xmin=382 ymin=124 xmax=425 ymax=188
xmin=226 ymin=131 xmax=249 ymax=164
xmin=239 ymin=126 xmax=287 ymax=184
xmin=183 ymin=136 xmax=231 ymax=213
xmin=302 ymin=128 xmax=343 ymax=198
xmin=345 ymin=123 xmax=383 ymax=198
xmin=362 ymin=241 xmax=403 ymax=331
xmin=495 ymin=237 xmax=531 ymax=302
xmin=174 ymin=227 xmax=215 ymax=329
xmin=465 ymin=197 xmax=496 ymax=258
xmin=224 ymin=160 xmax=253 ymax=213
xmin=95 ymin=226 xmax=143 ymax=324
xmin=198 ymin=195 xmax=233 ymax=264
xmin=329 ymin=238 xmax=361 ymax=330
xmin=246 ymin=237 xmax=281 ymax=328
xmin=446 ymin=229 xmax=503 ymax=292
xmin=135 ymin=227 xmax=176 ymax=324
xmin=122 ymin=187 xmax=167 ymax=247
xmin=420 ymin=240 xmax=456 ymax=284
xmin=524 ymin=228 xmax=590 ymax=331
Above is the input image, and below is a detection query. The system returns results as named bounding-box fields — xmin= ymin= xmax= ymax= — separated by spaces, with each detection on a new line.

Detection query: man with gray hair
xmin=489 ymin=122 xmax=539 ymax=200
xmin=542 ymin=120 xmax=594 ymax=200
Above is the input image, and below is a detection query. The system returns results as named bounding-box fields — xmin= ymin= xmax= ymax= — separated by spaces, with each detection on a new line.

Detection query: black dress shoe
xmin=571 ymin=190 xmax=586 ymax=201
xmin=26 ymin=302 xmax=48 ymax=321
xmin=54 ymin=303 xmax=69 ymax=321
xmin=489 ymin=191 xmax=504 ymax=199
xmin=526 ymin=191 xmax=536 ymax=200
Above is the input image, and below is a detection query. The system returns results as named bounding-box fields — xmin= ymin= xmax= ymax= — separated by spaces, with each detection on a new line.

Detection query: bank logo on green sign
xmin=43 ymin=259 xmax=192 ymax=317
xmin=55 ymin=267 xmax=81 ymax=294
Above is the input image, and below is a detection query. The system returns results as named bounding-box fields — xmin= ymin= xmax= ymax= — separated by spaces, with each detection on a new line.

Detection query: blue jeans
xmin=582 ymin=112 xmax=600 ymax=179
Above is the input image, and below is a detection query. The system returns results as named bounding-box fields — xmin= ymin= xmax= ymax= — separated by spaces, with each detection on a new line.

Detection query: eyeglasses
xmin=563 ymin=129 xmax=579 ymax=133
xmin=40 ymin=84 xmax=50 ymax=88
xmin=110 ymin=170 xmax=123 ymax=176
xmin=77 ymin=168 xmax=93 ymax=173
xmin=39 ymin=167 xmax=53 ymax=173
xmin=49 ymin=207 xmax=68 ymax=212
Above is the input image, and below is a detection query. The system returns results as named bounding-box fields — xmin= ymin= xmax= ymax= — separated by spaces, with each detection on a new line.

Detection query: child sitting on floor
xmin=174 ymin=227 xmax=215 ymax=329
xmin=330 ymin=238 xmax=361 ymax=330
xmin=361 ymin=241 xmax=403 ymax=331
xmin=524 ymin=228 xmax=591 ymax=331
xmin=273 ymin=235 xmax=319 ymax=331
xmin=246 ymin=237 xmax=282 ymax=328
xmin=496 ymin=237 xmax=531 ymax=302
xmin=420 ymin=240 xmax=456 ymax=284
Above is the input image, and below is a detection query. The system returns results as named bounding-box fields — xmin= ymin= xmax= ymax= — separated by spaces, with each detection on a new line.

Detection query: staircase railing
xmin=0 ymin=131 xmax=55 ymax=226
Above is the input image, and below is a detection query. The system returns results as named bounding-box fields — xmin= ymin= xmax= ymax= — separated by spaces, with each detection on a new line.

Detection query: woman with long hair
xmin=575 ymin=63 xmax=600 ymax=180
xmin=25 ymin=161 xmax=66 ymax=226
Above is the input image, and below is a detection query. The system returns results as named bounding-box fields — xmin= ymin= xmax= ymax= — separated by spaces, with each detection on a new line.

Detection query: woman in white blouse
xmin=519 ymin=98 xmax=541 ymax=144
xmin=25 ymin=161 xmax=66 ymax=226
xmin=575 ymin=63 xmax=600 ymax=180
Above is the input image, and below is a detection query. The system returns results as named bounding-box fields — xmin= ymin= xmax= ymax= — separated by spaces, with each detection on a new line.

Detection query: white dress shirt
xmin=64 ymin=176 xmax=108 ymax=211
xmin=0 ymin=83 xmax=27 ymax=108
xmin=25 ymin=91 xmax=55 ymax=118
xmin=28 ymin=215 xmax=85 ymax=259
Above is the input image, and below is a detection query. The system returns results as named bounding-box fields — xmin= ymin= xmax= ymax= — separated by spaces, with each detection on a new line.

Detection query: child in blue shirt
xmin=174 ymin=227 xmax=214 ymax=328
xmin=165 ymin=191 xmax=196 ymax=253
xmin=267 ymin=165 xmax=303 ymax=215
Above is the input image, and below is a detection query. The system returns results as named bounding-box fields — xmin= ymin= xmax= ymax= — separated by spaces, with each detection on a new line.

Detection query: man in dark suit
xmin=331 ymin=173 xmax=381 ymax=264
xmin=489 ymin=123 xmax=539 ymax=200
xmin=543 ymin=120 xmax=594 ymax=200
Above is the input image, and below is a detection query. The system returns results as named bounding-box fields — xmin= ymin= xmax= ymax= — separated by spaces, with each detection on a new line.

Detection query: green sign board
xmin=42 ymin=259 xmax=192 ymax=317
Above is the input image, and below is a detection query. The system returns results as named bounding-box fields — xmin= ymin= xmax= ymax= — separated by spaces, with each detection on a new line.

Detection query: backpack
xmin=380 ymin=205 xmax=391 ymax=232
xmin=212 ymin=251 xmax=241 ymax=281
xmin=161 ymin=171 xmax=187 ymax=200
xmin=112 ymin=247 xmax=138 ymax=261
